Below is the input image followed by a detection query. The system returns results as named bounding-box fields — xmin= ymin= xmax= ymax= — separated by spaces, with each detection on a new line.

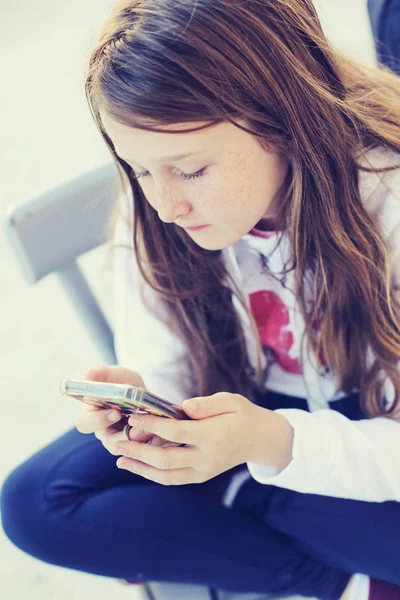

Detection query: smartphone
xmin=60 ymin=377 xmax=191 ymax=420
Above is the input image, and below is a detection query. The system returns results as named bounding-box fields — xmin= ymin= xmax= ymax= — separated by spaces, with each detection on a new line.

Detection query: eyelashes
xmin=180 ymin=167 xmax=206 ymax=181
xmin=131 ymin=167 xmax=207 ymax=181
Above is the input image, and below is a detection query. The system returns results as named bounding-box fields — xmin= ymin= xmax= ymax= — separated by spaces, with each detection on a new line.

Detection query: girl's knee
xmin=1 ymin=458 xmax=57 ymax=561
xmin=1 ymin=462 xmax=36 ymax=551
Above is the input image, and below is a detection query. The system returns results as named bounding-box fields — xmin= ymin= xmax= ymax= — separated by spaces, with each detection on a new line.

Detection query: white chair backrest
xmin=4 ymin=162 xmax=120 ymax=364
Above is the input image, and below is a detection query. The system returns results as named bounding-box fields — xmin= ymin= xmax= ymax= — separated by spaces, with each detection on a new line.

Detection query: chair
xmin=368 ymin=0 xmax=386 ymax=41
xmin=4 ymin=162 xmax=118 ymax=365
xmin=3 ymin=163 xmax=310 ymax=600
xmin=367 ymin=0 xmax=400 ymax=75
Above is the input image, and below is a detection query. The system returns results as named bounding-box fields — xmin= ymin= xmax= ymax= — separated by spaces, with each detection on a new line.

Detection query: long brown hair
xmin=85 ymin=0 xmax=400 ymax=419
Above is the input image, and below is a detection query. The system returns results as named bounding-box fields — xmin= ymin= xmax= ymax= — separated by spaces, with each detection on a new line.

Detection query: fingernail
xmin=108 ymin=410 xmax=120 ymax=422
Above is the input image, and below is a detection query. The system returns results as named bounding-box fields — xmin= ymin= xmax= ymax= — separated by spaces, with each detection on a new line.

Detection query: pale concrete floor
xmin=0 ymin=1 xmax=377 ymax=599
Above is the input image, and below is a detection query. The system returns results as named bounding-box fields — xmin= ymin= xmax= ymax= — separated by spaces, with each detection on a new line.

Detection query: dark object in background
xmin=368 ymin=0 xmax=400 ymax=74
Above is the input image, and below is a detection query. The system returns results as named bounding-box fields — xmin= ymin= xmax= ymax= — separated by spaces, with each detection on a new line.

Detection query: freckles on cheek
xmin=207 ymin=190 xmax=232 ymax=221
xmin=198 ymin=185 xmax=222 ymax=217
xmin=235 ymin=170 xmax=255 ymax=217
xmin=230 ymin=154 xmax=254 ymax=203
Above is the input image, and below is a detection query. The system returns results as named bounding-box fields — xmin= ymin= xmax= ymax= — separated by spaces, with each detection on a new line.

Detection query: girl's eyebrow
xmin=118 ymin=150 xmax=203 ymax=165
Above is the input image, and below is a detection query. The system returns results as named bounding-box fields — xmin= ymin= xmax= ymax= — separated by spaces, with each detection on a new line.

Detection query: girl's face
xmin=101 ymin=112 xmax=289 ymax=250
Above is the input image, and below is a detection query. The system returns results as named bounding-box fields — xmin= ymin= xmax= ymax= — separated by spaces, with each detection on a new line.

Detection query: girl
xmin=2 ymin=1 xmax=400 ymax=599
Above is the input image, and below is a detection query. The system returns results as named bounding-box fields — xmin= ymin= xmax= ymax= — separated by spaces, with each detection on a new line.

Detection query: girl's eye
xmin=180 ymin=167 xmax=206 ymax=181
xmin=131 ymin=167 xmax=206 ymax=181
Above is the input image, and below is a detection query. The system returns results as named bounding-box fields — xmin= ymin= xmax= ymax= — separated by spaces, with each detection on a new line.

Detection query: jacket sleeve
xmin=111 ymin=186 xmax=195 ymax=405
xmin=247 ymin=408 xmax=400 ymax=502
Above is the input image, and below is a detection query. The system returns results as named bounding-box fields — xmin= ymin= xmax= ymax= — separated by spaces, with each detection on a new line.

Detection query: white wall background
xmin=0 ymin=1 xmax=377 ymax=599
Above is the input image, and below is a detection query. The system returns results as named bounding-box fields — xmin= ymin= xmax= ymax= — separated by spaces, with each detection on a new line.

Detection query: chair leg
xmin=117 ymin=580 xmax=156 ymax=599
xmin=143 ymin=582 xmax=217 ymax=599
xmin=142 ymin=582 xmax=159 ymax=600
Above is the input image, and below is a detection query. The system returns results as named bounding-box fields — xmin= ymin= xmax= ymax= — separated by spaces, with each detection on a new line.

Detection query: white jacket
xmin=112 ymin=146 xmax=400 ymax=504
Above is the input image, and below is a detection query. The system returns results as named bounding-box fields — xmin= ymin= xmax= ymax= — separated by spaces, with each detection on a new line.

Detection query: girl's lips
xmin=184 ymin=224 xmax=209 ymax=231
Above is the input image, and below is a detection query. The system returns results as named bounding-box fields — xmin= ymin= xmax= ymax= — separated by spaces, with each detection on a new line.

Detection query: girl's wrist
xmin=246 ymin=407 xmax=294 ymax=471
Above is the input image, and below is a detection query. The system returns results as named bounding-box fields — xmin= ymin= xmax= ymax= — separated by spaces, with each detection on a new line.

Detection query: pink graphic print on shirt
xmin=249 ymin=290 xmax=302 ymax=374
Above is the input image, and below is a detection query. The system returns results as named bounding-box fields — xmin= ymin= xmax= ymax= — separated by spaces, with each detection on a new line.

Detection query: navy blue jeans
xmin=1 ymin=390 xmax=400 ymax=599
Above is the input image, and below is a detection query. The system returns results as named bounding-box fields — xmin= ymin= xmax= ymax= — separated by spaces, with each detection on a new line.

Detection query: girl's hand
xmin=74 ymin=365 xmax=170 ymax=452
xmin=113 ymin=391 xmax=294 ymax=485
